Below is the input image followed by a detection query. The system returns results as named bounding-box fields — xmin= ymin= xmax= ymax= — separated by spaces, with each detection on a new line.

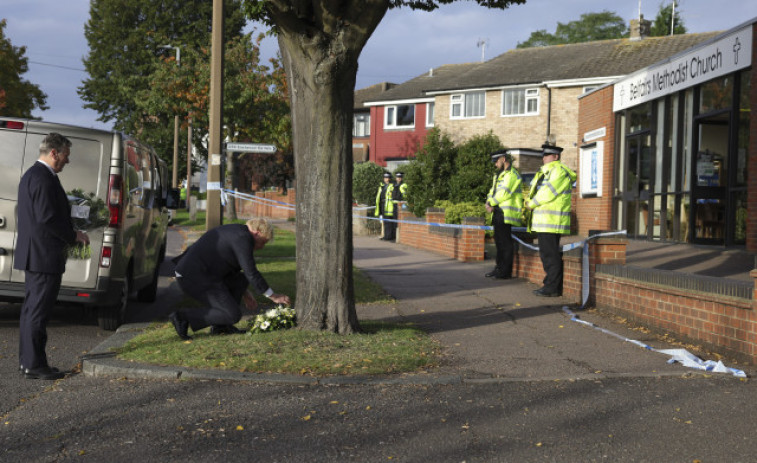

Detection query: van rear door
xmin=9 ymin=127 xmax=112 ymax=289
xmin=0 ymin=120 xmax=28 ymax=282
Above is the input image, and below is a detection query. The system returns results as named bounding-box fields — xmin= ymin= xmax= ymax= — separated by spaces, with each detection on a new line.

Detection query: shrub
xmin=404 ymin=129 xmax=457 ymax=217
xmin=449 ymin=132 xmax=502 ymax=203
xmin=353 ymin=162 xmax=385 ymax=206
xmin=435 ymin=200 xmax=486 ymax=224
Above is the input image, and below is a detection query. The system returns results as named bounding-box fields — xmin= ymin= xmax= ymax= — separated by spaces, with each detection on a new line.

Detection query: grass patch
xmin=117 ymin=223 xmax=418 ymax=376
xmin=171 ymin=210 xmax=247 ymax=230
xmin=116 ymin=321 xmax=439 ymax=376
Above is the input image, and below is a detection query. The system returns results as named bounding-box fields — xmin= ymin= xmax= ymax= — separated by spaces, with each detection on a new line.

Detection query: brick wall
xmin=396 ymin=208 xmax=486 ymax=261
xmin=575 ymin=85 xmax=617 ymax=236
xmin=233 ymin=189 xmax=296 ymax=220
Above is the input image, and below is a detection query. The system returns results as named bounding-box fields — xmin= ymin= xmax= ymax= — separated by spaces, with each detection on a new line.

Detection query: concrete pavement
xmin=82 ymin=228 xmax=752 ymax=383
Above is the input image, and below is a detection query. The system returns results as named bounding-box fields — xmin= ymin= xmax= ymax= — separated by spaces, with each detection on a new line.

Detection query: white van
xmin=0 ymin=117 xmax=178 ymax=330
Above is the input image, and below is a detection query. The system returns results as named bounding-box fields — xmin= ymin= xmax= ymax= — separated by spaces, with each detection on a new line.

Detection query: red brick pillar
xmin=583 ymin=236 xmax=627 ymax=306
xmin=461 ymin=217 xmax=486 ymax=261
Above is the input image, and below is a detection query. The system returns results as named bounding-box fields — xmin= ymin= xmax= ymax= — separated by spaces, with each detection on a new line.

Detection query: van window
xmin=0 ymin=129 xmax=27 ymax=200
xmin=22 ymin=133 xmax=105 ymax=200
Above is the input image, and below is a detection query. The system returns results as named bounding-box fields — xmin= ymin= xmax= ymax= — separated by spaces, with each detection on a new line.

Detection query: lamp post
xmin=160 ymin=44 xmax=181 ymax=188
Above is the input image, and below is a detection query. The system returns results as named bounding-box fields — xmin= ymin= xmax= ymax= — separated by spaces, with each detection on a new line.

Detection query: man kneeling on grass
xmin=169 ymin=218 xmax=291 ymax=340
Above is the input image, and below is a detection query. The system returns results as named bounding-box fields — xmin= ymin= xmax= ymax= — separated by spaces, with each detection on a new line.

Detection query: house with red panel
xmin=362 ymin=63 xmax=477 ymax=170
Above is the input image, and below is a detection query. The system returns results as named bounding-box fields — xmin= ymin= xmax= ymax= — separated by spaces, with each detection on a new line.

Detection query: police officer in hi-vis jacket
xmin=525 ymin=144 xmax=576 ymax=297
xmin=485 ymin=149 xmax=522 ymax=280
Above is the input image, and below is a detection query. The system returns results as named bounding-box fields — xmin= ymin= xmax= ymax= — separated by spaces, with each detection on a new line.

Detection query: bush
xmin=435 ymin=200 xmax=486 ymax=224
xmin=449 ymin=132 xmax=502 ymax=203
xmin=404 ymin=129 xmax=457 ymax=217
xmin=353 ymin=162 xmax=385 ymax=206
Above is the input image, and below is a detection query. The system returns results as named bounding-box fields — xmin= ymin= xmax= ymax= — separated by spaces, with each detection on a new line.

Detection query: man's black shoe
xmin=24 ymin=366 xmax=65 ymax=380
xmin=20 ymin=365 xmax=59 ymax=375
xmin=533 ymin=288 xmax=561 ymax=297
xmin=169 ymin=312 xmax=192 ymax=340
xmin=485 ymin=269 xmax=501 ymax=278
xmin=210 ymin=325 xmax=248 ymax=335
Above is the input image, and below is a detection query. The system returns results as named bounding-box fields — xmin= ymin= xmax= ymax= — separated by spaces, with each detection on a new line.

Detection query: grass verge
xmin=116 ymin=321 xmax=439 ymax=376
xmin=117 ymin=224 xmax=436 ymax=376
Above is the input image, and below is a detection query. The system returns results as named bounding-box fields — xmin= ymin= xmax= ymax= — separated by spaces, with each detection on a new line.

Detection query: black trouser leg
xmin=537 ymin=233 xmax=562 ymax=293
xmin=19 ymin=271 xmax=61 ymax=370
xmin=384 ymin=215 xmax=396 ymax=240
xmin=492 ymin=209 xmax=513 ymax=277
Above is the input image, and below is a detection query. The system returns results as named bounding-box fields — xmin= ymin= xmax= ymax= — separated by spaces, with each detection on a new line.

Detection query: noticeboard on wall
xmin=580 ymin=141 xmax=603 ymax=197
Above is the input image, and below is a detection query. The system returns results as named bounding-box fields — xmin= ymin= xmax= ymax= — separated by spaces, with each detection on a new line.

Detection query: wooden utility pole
xmin=206 ymin=0 xmax=224 ymax=230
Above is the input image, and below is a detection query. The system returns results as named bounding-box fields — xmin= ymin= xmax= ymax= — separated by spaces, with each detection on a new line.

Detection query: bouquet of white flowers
xmin=247 ymin=305 xmax=296 ymax=334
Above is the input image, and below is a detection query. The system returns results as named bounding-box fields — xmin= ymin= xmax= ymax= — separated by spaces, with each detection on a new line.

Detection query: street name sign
xmin=225 ymin=142 xmax=277 ymax=153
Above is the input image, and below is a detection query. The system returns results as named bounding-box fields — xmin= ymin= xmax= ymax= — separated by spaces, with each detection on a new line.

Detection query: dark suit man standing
xmin=15 ymin=133 xmax=89 ymax=380
xmin=169 ymin=218 xmax=291 ymax=340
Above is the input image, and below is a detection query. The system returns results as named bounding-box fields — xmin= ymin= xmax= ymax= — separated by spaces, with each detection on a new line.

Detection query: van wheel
xmin=98 ymin=277 xmax=130 ymax=331
xmin=137 ymin=264 xmax=159 ymax=303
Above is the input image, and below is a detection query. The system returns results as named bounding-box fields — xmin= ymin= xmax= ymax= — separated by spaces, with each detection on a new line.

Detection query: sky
xmin=3 ymin=0 xmax=757 ymax=131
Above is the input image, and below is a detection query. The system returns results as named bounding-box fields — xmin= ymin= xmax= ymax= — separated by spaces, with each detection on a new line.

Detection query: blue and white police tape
xmin=227 ymin=190 xmax=624 ymax=307
xmin=224 ymin=189 xmax=296 ymax=210
xmin=562 ymin=306 xmax=747 ymax=377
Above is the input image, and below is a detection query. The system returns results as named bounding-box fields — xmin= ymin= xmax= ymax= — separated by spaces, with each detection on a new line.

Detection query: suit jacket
xmin=14 ymin=161 xmax=77 ymax=274
xmin=174 ymin=224 xmax=270 ymax=294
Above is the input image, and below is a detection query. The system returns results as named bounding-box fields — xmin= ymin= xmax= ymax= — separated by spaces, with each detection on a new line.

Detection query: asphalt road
xmin=2 ymin=374 xmax=756 ymax=462
xmin=2 ymin=227 xmax=757 ymax=462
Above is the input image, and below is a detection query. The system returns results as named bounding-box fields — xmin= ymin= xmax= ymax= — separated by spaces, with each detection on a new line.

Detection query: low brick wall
xmin=233 ymin=190 xmax=296 ymax=220
xmin=515 ymin=236 xmax=757 ymax=363
xmin=396 ymin=208 xmax=486 ymax=262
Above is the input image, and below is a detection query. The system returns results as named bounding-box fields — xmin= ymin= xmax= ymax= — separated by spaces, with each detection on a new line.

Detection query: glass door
xmin=691 ymin=115 xmax=728 ymax=244
xmin=622 ymin=133 xmax=653 ymax=238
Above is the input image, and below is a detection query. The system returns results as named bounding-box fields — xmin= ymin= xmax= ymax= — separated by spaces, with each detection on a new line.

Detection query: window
xmin=385 ymin=104 xmax=415 ymax=129
xmin=502 ymin=88 xmax=539 ymax=116
xmin=450 ymin=92 xmax=485 ymax=119
xmin=353 ymin=113 xmax=370 ymax=137
xmin=426 ymin=102 xmax=435 ymax=127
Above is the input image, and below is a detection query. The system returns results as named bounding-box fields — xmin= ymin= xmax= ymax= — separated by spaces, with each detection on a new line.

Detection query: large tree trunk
xmin=272 ymin=2 xmax=389 ymax=333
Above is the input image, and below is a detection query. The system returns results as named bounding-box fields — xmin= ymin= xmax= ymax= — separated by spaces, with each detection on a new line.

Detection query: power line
xmin=29 ymin=61 xmax=86 ymax=72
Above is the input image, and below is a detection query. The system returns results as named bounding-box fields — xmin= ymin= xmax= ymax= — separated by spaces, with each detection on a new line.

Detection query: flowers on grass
xmin=248 ymin=305 xmax=296 ymax=333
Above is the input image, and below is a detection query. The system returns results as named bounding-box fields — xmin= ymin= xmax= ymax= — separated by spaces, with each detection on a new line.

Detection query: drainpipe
xmin=545 ymin=85 xmax=552 ymax=141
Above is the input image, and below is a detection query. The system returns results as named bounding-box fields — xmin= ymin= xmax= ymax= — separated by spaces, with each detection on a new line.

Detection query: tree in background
xmin=517 ymin=11 xmax=627 ymax=48
xmin=79 ymin=0 xmax=246 ymax=170
xmin=650 ymin=1 xmax=687 ymax=36
xmin=0 ymin=19 xmax=47 ymax=117
xmin=138 ymin=31 xmax=292 ymax=186
xmin=244 ymin=0 xmax=525 ymax=334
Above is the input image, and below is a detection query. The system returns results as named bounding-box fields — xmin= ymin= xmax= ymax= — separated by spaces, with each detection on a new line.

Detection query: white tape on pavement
xmin=562 ymin=307 xmax=747 ymax=378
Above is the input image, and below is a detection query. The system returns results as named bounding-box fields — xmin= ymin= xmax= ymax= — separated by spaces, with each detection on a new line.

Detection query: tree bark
xmin=271 ymin=1 xmax=389 ymax=333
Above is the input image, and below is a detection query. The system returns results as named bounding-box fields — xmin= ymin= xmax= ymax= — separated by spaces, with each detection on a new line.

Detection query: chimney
xmin=429 ymin=67 xmax=434 ymax=77
xmin=630 ymin=15 xmax=651 ymax=41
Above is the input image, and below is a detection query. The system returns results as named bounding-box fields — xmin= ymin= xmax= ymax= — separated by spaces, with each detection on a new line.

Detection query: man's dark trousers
xmin=383 ymin=214 xmax=396 ymax=241
xmin=19 ymin=271 xmax=62 ymax=370
xmin=537 ymin=232 xmax=562 ymax=294
xmin=176 ymin=273 xmax=249 ymax=332
xmin=492 ymin=209 xmax=513 ymax=278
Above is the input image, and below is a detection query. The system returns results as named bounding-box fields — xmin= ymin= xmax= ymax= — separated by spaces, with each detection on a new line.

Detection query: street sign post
xmin=225 ymin=142 xmax=277 ymax=153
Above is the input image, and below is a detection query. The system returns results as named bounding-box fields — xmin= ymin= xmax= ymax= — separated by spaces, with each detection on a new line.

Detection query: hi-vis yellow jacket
xmin=527 ymin=161 xmax=576 ymax=234
xmin=487 ymin=166 xmax=523 ymax=226
xmin=375 ymin=182 xmax=395 ymax=217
